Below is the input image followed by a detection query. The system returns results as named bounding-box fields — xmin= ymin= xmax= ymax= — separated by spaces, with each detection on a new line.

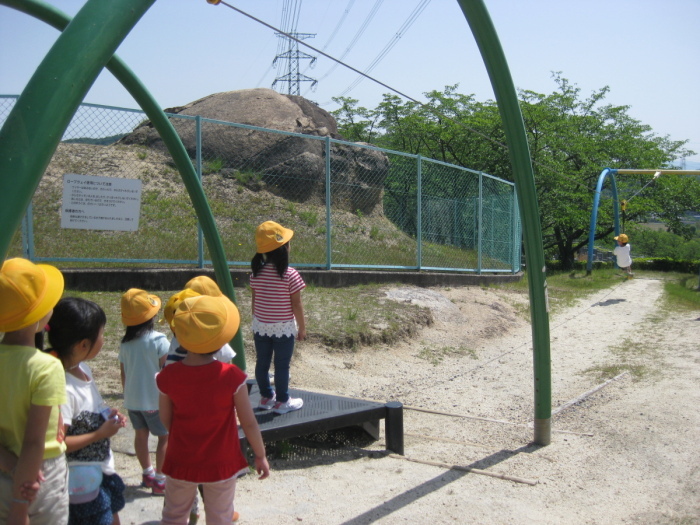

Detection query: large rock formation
xmin=120 ymin=88 xmax=388 ymax=215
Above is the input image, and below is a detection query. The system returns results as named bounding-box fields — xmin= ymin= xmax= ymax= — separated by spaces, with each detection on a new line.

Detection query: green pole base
xmin=533 ymin=418 xmax=551 ymax=446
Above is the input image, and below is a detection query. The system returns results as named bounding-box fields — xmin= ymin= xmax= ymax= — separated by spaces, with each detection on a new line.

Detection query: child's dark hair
xmin=251 ymin=243 xmax=289 ymax=279
xmin=122 ymin=317 xmax=155 ymax=343
xmin=47 ymin=297 xmax=107 ymax=370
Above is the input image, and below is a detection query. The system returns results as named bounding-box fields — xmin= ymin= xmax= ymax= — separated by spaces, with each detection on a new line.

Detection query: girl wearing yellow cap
xmin=156 ymin=295 xmax=269 ymax=524
xmin=119 ymin=288 xmax=170 ymax=495
xmin=613 ymin=234 xmax=633 ymax=279
xmin=0 ymin=258 xmax=67 ymax=525
xmin=250 ymin=221 xmax=307 ymax=414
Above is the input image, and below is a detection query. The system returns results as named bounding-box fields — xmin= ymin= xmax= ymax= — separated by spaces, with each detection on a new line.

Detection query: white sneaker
xmin=258 ymin=395 xmax=276 ymax=410
xmin=272 ymin=397 xmax=303 ymax=414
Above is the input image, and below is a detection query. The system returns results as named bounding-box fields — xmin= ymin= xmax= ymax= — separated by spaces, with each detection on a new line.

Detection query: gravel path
xmin=116 ymin=277 xmax=700 ymax=524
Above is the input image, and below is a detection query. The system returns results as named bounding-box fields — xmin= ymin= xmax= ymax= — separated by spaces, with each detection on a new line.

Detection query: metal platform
xmin=241 ymin=381 xmax=404 ymax=455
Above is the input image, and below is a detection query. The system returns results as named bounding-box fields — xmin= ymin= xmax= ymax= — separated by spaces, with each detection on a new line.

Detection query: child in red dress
xmin=157 ymin=294 xmax=269 ymax=525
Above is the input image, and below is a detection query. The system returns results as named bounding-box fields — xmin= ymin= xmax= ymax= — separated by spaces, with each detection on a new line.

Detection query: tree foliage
xmin=331 ymin=74 xmax=699 ymax=267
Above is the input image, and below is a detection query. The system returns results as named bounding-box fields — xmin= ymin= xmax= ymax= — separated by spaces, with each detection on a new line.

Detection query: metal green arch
xmin=0 ymin=0 xmax=246 ymax=369
xmin=0 ymin=0 xmax=551 ymax=443
xmin=586 ymin=168 xmax=621 ymax=274
xmin=456 ymin=1 xmax=551 ymax=444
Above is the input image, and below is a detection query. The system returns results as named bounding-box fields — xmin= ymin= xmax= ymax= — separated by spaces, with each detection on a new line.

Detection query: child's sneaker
xmin=232 ymin=511 xmax=240 ymax=522
xmin=152 ymin=478 xmax=166 ymax=495
xmin=258 ymin=395 xmax=276 ymax=410
xmin=272 ymin=397 xmax=303 ymax=414
xmin=142 ymin=472 xmax=155 ymax=488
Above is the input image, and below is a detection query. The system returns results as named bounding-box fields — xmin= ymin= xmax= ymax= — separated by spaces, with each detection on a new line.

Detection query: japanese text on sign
xmin=61 ymin=174 xmax=142 ymax=231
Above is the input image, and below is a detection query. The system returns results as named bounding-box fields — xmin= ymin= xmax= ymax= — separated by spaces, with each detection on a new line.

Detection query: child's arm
xmin=120 ymin=363 xmax=126 ymax=389
xmin=8 ymin=404 xmax=51 ymax=525
xmin=159 ymin=393 xmax=173 ymax=431
xmin=234 ymin=387 xmax=270 ymax=479
xmin=291 ymin=291 xmax=306 ymax=341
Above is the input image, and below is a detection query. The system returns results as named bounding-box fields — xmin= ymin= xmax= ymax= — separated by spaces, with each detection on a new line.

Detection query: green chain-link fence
xmin=2 ymin=96 xmax=521 ymax=273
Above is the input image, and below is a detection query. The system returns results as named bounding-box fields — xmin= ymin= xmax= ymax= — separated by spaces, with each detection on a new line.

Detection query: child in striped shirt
xmin=249 ymin=221 xmax=307 ymax=414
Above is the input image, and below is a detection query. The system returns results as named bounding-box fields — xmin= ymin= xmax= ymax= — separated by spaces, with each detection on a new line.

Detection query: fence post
xmin=325 ymin=136 xmax=332 ymax=270
xmin=477 ymin=171 xmax=483 ymax=274
xmin=196 ymin=115 xmax=204 ymax=269
xmin=21 ymin=203 xmax=36 ymax=260
xmin=416 ymin=155 xmax=422 ymax=270
xmin=512 ymin=188 xmax=518 ymax=273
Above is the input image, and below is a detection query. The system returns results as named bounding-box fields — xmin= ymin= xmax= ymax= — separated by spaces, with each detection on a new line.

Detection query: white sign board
xmin=61 ymin=174 xmax=141 ymax=231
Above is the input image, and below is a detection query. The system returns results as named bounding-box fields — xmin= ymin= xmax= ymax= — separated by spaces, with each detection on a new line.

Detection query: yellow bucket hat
xmin=0 ymin=258 xmax=64 ymax=332
xmin=255 ymin=221 xmax=294 ymax=254
xmin=163 ymin=288 xmax=201 ymax=329
xmin=184 ymin=275 xmax=223 ymax=297
xmin=172 ymin=295 xmax=240 ymax=354
xmin=121 ymin=288 xmax=161 ymax=326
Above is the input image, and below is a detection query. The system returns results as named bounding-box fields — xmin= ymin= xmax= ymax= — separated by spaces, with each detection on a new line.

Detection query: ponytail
xmin=251 ymin=244 xmax=289 ymax=279
xmin=251 ymin=252 xmax=265 ymax=277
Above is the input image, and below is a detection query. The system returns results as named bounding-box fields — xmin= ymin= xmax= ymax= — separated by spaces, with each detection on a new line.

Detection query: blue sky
xmin=2 ymin=0 xmax=699 ymax=164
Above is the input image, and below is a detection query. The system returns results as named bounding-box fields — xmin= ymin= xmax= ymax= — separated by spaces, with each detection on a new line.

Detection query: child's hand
xmin=20 ymin=470 xmax=45 ymax=501
xmin=113 ymin=410 xmax=128 ymax=429
xmin=98 ymin=416 xmax=122 ymax=438
xmin=254 ymin=455 xmax=270 ymax=480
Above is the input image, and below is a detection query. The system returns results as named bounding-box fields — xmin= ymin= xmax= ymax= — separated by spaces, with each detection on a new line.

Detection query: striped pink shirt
xmin=250 ymin=265 xmax=306 ymax=323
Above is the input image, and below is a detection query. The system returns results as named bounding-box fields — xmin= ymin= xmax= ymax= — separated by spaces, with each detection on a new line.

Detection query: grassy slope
xmin=9 ymin=143 xmax=510 ymax=270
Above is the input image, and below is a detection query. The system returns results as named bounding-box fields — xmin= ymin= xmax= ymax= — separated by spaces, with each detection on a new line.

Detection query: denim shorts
xmin=127 ymin=409 xmax=168 ymax=436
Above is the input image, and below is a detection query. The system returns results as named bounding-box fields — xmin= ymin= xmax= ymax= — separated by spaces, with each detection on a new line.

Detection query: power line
xmin=304 ymin=0 xmax=384 ymax=96
xmin=213 ymin=1 xmax=647 ymax=198
xmin=337 ymin=0 xmax=431 ymax=98
xmin=299 ymin=0 xmax=356 ymax=81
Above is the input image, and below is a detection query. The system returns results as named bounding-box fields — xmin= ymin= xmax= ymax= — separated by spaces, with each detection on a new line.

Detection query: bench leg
xmin=385 ymin=401 xmax=404 ymax=455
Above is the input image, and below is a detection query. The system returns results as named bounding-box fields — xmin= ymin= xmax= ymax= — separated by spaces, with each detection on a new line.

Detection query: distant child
xmin=47 ymin=297 xmax=127 ymax=525
xmin=613 ymin=233 xmax=633 ymax=278
xmin=164 ymin=277 xmax=235 ymax=366
xmin=0 ymin=258 xmax=68 ymax=525
xmin=157 ymin=294 xmax=269 ymax=525
xmin=250 ymin=221 xmax=307 ymax=414
xmin=118 ymin=288 xmax=169 ymax=494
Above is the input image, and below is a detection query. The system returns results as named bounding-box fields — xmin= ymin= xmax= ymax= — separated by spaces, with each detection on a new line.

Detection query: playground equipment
xmin=0 ymin=0 xmax=552 ymax=444
xmin=586 ymin=168 xmax=700 ymax=275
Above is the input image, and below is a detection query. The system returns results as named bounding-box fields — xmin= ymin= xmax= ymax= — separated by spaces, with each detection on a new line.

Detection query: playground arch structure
xmin=0 ymin=0 xmax=552 ymax=445
xmin=586 ymin=167 xmax=700 ymax=275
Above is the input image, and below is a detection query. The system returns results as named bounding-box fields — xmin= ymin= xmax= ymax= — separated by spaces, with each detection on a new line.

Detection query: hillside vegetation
xmin=9 ymin=142 xmax=496 ymax=270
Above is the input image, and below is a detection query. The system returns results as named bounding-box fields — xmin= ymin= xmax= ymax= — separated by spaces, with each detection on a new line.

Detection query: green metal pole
xmin=0 ymin=0 xmax=154 ymax=257
xmin=0 ymin=0 xmax=246 ymax=370
xmin=456 ymin=0 xmax=552 ymax=444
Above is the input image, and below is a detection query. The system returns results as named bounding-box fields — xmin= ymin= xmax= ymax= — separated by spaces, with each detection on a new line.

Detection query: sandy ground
xmin=113 ymin=277 xmax=700 ymax=524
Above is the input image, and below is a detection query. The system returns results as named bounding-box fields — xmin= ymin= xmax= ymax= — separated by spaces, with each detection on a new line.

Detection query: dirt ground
xmin=113 ymin=277 xmax=700 ymax=524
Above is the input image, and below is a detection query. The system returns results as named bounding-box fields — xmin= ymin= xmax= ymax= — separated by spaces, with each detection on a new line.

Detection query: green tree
xmin=334 ymin=74 xmax=699 ymax=268
xmin=330 ymin=97 xmax=380 ymax=144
